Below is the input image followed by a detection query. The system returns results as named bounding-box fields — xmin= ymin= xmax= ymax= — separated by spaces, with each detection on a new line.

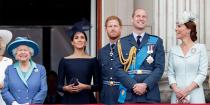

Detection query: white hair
xmin=12 ymin=46 xmax=34 ymax=57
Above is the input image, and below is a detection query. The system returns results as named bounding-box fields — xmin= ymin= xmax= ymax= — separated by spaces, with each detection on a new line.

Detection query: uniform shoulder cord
xmin=117 ymin=40 xmax=137 ymax=72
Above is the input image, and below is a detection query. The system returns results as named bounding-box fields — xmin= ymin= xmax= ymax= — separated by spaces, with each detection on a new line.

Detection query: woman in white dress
xmin=168 ymin=11 xmax=208 ymax=103
xmin=0 ymin=30 xmax=13 ymax=105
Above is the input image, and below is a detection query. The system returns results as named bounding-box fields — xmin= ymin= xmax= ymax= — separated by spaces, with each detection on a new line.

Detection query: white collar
xmin=109 ymin=42 xmax=117 ymax=46
xmin=133 ymin=32 xmax=145 ymax=42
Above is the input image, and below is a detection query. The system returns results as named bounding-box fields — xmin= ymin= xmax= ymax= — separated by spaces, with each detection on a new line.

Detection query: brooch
xmin=34 ymin=69 xmax=39 ymax=72
xmin=191 ymin=48 xmax=196 ymax=54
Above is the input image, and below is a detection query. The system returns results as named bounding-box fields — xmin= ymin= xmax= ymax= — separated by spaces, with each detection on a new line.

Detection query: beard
xmin=108 ymin=35 xmax=120 ymax=40
xmin=108 ymin=31 xmax=121 ymax=40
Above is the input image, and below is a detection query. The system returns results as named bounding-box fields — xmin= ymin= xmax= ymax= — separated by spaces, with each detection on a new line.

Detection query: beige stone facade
xmin=101 ymin=0 xmax=210 ymax=103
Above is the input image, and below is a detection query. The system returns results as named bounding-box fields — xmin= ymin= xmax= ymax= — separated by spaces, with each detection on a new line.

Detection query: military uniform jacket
xmin=98 ymin=44 xmax=120 ymax=104
xmin=113 ymin=33 xmax=165 ymax=103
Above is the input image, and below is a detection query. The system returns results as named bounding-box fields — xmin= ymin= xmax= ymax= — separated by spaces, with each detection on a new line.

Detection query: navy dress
xmin=57 ymin=57 xmax=100 ymax=104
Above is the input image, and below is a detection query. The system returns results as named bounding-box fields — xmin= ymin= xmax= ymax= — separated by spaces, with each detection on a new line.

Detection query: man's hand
xmin=133 ymin=83 xmax=147 ymax=95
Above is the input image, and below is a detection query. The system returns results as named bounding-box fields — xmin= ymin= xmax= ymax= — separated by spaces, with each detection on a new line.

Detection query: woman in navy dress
xmin=57 ymin=25 xmax=100 ymax=104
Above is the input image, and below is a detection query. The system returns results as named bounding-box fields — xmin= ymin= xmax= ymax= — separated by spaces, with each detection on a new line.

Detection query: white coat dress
xmin=0 ymin=57 xmax=12 ymax=105
xmin=168 ymin=43 xmax=208 ymax=103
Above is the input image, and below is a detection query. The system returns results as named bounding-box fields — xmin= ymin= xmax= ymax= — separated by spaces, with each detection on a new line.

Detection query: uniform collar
xmin=109 ymin=42 xmax=117 ymax=47
xmin=133 ymin=32 xmax=145 ymax=42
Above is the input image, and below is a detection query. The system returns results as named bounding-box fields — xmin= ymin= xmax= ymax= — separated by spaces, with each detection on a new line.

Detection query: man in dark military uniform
xmin=114 ymin=8 xmax=165 ymax=103
xmin=98 ymin=16 xmax=122 ymax=104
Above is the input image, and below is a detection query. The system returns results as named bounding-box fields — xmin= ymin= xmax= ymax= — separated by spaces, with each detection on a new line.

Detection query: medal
xmin=146 ymin=44 xmax=154 ymax=64
xmin=110 ymin=51 xmax=113 ymax=56
xmin=146 ymin=55 xmax=154 ymax=64
xmin=147 ymin=44 xmax=154 ymax=54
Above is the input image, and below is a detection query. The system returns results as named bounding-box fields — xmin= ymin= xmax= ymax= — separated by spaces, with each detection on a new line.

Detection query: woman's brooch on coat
xmin=191 ymin=48 xmax=196 ymax=54
xmin=146 ymin=44 xmax=154 ymax=64
xmin=34 ymin=68 xmax=39 ymax=72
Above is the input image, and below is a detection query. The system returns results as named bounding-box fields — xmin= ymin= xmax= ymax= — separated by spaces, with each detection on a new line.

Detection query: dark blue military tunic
xmin=98 ymin=43 xmax=120 ymax=104
xmin=113 ymin=33 xmax=165 ymax=103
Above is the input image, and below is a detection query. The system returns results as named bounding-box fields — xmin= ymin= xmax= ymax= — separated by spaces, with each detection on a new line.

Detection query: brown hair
xmin=70 ymin=31 xmax=87 ymax=42
xmin=105 ymin=16 xmax=122 ymax=27
xmin=132 ymin=8 xmax=146 ymax=18
xmin=184 ymin=21 xmax=197 ymax=42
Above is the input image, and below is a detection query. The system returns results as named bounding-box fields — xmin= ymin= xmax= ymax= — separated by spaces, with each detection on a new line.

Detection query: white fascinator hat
xmin=177 ymin=11 xmax=197 ymax=25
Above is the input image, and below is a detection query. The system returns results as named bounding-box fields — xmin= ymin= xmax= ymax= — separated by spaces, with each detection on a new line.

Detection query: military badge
xmin=146 ymin=44 xmax=154 ymax=64
xmin=146 ymin=55 xmax=154 ymax=64
xmin=110 ymin=51 xmax=113 ymax=56
xmin=147 ymin=44 xmax=154 ymax=54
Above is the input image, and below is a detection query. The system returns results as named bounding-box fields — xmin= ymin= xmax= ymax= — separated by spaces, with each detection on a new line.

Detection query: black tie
xmin=137 ymin=36 xmax=141 ymax=47
xmin=111 ymin=44 xmax=115 ymax=51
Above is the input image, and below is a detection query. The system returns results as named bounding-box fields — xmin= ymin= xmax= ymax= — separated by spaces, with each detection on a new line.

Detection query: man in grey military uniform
xmin=98 ymin=16 xmax=122 ymax=104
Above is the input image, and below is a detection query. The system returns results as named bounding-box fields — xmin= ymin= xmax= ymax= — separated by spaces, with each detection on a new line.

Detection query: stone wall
xmin=102 ymin=0 xmax=210 ymax=103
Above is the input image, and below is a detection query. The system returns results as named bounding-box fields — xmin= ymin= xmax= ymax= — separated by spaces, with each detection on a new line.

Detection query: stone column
xmin=102 ymin=0 xmax=134 ymax=46
xmin=153 ymin=0 xmax=210 ymax=103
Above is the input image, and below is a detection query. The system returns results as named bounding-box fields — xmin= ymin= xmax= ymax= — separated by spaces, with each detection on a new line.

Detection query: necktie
xmin=111 ymin=44 xmax=115 ymax=51
xmin=137 ymin=36 xmax=141 ymax=47
xmin=110 ymin=44 xmax=115 ymax=57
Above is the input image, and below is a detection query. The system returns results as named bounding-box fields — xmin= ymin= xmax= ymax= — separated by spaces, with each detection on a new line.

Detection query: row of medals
xmin=109 ymin=44 xmax=155 ymax=64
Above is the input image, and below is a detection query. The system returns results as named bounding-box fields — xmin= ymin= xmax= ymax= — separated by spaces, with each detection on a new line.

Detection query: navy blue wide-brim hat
xmin=67 ymin=19 xmax=91 ymax=37
xmin=7 ymin=37 xmax=40 ymax=57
